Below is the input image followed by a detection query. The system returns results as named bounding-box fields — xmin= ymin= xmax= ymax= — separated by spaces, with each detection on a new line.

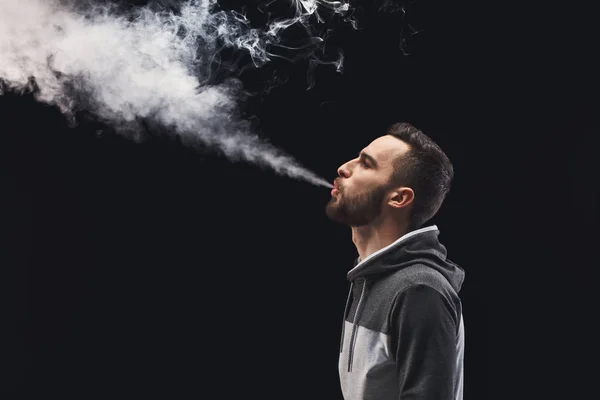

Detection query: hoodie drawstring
xmin=347 ymin=278 xmax=366 ymax=372
xmin=339 ymin=281 xmax=354 ymax=354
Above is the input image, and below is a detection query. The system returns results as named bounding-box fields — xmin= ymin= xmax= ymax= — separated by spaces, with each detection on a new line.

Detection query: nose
xmin=337 ymin=161 xmax=351 ymax=178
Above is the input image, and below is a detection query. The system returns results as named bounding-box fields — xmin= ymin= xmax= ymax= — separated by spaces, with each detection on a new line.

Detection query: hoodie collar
xmin=345 ymin=224 xmax=465 ymax=293
xmin=347 ymin=225 xmax=439 ymax=277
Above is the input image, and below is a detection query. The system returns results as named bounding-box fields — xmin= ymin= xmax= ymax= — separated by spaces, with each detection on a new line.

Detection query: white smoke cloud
xmin=0 ymin=0 xmax=354 ymax=188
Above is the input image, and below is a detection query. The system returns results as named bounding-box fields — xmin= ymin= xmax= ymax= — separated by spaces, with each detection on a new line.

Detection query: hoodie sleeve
xmin=390 ymin=284 xmax=459 ymax=400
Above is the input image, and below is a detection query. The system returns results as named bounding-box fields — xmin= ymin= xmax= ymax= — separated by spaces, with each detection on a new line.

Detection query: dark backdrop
xmin=2 ymin=0 xmax=596 ymax=399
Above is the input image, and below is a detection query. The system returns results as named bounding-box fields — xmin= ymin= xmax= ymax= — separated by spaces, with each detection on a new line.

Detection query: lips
xmin=331 ymin=180 xmax=340 ymax=196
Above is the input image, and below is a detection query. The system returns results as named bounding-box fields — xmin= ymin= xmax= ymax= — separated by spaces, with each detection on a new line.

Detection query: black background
xmin=1 ymin=0 xmax=597 ymax=399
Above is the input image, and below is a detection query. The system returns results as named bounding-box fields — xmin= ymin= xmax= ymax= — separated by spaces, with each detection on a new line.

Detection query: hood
xmin=346 ymin=225 xmax=465 ymax=293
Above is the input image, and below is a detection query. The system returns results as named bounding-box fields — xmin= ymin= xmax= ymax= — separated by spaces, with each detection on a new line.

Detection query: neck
xmin=351 ymin=218 xmax=409 ymax=262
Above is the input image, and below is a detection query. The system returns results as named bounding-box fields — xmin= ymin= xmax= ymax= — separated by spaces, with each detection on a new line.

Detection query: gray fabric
xmin=338 ymin=225 xmax=465 ymax=400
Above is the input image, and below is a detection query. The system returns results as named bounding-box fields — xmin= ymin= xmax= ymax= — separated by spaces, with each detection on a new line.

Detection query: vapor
xmin=0 ymin=0 xmax=354 ymax=188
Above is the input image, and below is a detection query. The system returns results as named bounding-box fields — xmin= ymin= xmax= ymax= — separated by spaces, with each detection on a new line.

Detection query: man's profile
xmin=326 ymin=122 xmax=465 ymax=400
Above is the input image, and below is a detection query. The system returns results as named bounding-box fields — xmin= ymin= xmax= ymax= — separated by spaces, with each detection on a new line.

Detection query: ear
xmin=387 ymin=187 xmax=414 ymax=210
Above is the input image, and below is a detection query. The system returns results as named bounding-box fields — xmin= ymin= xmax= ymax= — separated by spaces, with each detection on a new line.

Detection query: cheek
xmin=344 ymin=181 xmax=361 ymax=195
xmin=349 ymin=175 xmax=375 ymax=191
xmin=348 ymin=174 xmax=368 ymax=187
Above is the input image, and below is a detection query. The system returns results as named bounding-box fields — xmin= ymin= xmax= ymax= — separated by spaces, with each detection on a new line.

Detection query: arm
xmin=390 ymin=284 xmax=459 ymax=400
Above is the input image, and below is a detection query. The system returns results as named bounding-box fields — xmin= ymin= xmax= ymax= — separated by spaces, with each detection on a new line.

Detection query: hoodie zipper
xmin=347 ymin=278 xmax=366 ymax=372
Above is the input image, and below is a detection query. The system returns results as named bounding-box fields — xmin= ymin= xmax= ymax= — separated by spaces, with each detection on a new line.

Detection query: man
xmin=326 ymin=122 xmax=465 ymax=400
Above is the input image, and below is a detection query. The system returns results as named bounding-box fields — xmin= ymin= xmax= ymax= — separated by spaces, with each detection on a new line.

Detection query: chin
xmin=325 ymin=205 xmax=343 ymax=222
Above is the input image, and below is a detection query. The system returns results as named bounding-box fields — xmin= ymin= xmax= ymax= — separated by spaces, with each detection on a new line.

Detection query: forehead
xmin=363 ymin=135 xmax=410 ymax=165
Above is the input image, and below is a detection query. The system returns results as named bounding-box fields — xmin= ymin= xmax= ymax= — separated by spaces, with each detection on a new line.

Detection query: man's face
xmin=326 ymin=135 xmax=410 ymax=227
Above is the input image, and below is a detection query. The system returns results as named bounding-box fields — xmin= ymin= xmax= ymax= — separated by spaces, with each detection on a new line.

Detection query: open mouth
xmin=331 ymin=180 xmax=341 ymax=196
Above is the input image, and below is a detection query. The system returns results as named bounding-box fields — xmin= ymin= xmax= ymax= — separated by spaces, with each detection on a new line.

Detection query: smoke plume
xmin=0 ymin=0 xmax=355 ymax=188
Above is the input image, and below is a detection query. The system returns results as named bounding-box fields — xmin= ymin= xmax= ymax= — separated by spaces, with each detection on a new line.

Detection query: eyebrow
xmin=359 ymin=151 xmax=378 ymax=167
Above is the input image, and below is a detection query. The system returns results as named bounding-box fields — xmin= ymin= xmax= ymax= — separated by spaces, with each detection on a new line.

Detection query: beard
xmin=325 ymin=182 xmax=388 ymax=227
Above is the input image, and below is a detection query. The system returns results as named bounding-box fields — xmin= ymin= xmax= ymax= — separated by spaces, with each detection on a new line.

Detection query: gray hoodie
xmin=338 ymin=225 xmax=465 ymax=400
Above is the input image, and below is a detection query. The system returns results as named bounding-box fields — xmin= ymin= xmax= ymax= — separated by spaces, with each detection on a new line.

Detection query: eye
xmin=361 ymin=159 xmax=370 ymax=168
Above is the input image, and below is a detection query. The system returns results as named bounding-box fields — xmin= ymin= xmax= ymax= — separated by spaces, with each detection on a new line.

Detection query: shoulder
xmin=390 ymin=284 xmax=461 ymax=333
xmin=374 ymin=264 xmax=456 ymax=299
xmin=382 ymin=267 xmax=463 ymax=324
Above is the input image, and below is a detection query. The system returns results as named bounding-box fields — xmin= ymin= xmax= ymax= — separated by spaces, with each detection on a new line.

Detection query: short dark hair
xmin=386 ymin=122 xmax=454 ymax=229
